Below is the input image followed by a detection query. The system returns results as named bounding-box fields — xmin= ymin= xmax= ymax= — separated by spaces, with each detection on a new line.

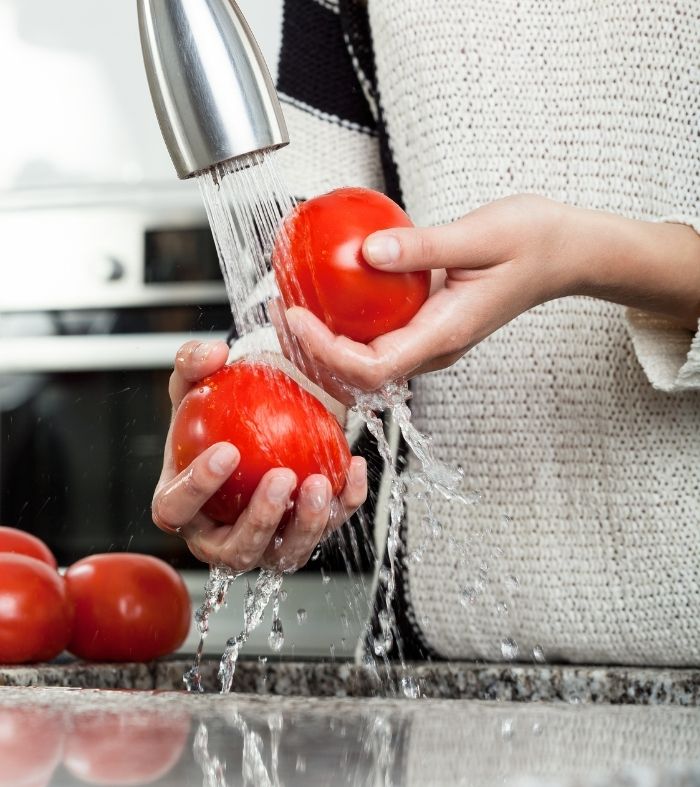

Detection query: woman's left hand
xmin=284 ymin=194 xmax=700 ymax=392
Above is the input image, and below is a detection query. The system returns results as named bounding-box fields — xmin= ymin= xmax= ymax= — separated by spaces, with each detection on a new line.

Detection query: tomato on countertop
xmin=172 ymin=360 xmax=352 ymax=525
xmin=65 ymin=553 xmax=191 ymax=662
xmin=273 ymin=187 xmax=431 ymax=343
xmin=0 ymin=554 xmax=74 ymax=664
xmin=0 ymin=526 xmax=57 ymax=569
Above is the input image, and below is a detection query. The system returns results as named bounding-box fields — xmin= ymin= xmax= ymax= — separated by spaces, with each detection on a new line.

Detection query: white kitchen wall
xmin=0 ymin=0 xmax=284 ymax=195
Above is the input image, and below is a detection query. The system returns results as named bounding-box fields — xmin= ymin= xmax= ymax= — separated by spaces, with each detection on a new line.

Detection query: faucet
xmin=137 ymin=0 xmax=289 ymax=179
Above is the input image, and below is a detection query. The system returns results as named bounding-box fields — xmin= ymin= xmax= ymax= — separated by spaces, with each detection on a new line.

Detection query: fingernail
xmin=268 ymin=473 xmax=296 ymax=503
xmin=305 ymin=479 xmax=329 ymax=512
xmin=209 ymin=444 xmax=238 ymax=475
xmin=350 ymin=458 xmax=367 ymax=485
xmin=364 ymin=234 xmax=401 ymax=266
xmin=194 ymin=341 xmax=214 ymax=363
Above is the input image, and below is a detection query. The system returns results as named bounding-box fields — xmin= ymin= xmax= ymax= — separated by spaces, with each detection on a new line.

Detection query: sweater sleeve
xmin=625 ymin=216 xmax=700 ymax=393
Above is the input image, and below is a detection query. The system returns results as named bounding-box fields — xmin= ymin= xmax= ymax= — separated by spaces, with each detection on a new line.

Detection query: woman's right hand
xmin=151 ymin=340 xmax=367 ymax=573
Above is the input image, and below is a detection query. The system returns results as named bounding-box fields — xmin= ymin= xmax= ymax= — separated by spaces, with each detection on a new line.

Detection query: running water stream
xmin=186 ymin=150 xmax=510 ymax=696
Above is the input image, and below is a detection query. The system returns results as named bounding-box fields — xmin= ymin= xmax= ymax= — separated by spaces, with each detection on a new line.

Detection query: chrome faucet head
xmin=138 ymin=0 xmax=289 ymax=179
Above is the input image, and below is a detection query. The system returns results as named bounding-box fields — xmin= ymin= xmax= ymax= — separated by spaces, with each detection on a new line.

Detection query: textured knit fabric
xmin=274 ymin=0 xmax=700 ymax=665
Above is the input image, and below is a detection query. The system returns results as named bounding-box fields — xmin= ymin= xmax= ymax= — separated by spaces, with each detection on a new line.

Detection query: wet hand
xmin=284 ymin=194 xmax=700 ymax=391
xmin=152 ymin=340 xmax=367 ymax=572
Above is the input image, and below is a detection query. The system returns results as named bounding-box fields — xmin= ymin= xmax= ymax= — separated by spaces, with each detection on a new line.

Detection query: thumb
xmin=363 ymin=225 xmax=463 ymax=272
xmin=363 ymin=212 xmax=508 ymax=272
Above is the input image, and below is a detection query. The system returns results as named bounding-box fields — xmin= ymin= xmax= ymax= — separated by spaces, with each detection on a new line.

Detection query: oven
xmin=0 ymin=201 xmax=232 ymax=569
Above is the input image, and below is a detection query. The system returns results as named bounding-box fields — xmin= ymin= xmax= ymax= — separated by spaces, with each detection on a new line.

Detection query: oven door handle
xmin=0 ymin=333 xmax=229 ymax=373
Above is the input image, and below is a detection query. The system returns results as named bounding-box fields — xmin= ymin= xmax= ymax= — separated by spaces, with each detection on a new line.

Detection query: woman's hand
xmin=152 ymin=340 xmax=367 ymax=573
xmin=285 ymin=194 xmax=700 ymax=392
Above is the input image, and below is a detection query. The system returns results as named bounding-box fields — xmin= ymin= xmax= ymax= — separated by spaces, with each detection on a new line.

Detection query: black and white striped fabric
xmin=273 ymin=0 xmax=432 ymax=660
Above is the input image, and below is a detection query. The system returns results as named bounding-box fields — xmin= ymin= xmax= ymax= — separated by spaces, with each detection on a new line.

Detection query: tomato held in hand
xmin=65 ymin=554 xmax=191 ymax=662
xmin=0 ymin=554 xmax=74 ymax=664
xmin=172 ymin=360 xmax=352 ymax=525
xmin=63 ymin=710 xmax=190 ymax=785
xmin=0 ymin=526 xmax=57 ymax=569
xmin=273 ymin=187 xmax=431 ymax=343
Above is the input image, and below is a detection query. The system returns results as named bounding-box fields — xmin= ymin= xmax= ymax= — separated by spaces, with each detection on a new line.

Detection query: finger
xmin=169 ymin=340 xmax=230 ymax=409
xmin=213 ymin=469 xmax=297 ymax=572
xmin=362 ymin=206 xmax=513 ymax=273
xmin=288 ymin=269 xmax=533 ymax=391
xmin=152 ymin=442 xmax=239 ymax=534
xmin=328 ymin=457 xmax=368 ymax=531
xmin=263 ymin=475 xmax=331 ymax=572
xmin=182 ymin=515 xmax=223 ymax=564
xmin=287 ymin=294 xmax=467 ymax=391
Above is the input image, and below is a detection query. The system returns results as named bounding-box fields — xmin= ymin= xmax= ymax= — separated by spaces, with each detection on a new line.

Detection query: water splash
xmin=190 ymin=147 xmax=519 ymax=697
xmin=500 ymin=637 xmax=519 ymax=661
xmin=219 ymin=570 xmax=284 ymax=694
xmin=185 ymin=566 xmax=239 ymax=693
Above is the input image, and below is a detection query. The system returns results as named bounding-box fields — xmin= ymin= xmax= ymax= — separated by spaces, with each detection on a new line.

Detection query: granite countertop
xmin=2 ymin=658 xmax=700 ymax=705
xmin=1 ymin=684 xmax=700 ymax=787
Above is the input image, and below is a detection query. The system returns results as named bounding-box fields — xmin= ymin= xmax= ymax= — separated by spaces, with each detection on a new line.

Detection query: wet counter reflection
xmin=0 ymin=688 xmax=699 ymax=787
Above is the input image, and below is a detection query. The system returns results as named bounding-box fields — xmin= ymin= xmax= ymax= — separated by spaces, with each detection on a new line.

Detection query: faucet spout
xmin=138 ymin=0 xmax=289 ymax=179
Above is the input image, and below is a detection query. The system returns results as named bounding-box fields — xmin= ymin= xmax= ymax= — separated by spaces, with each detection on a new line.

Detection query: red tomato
xmin=0 ymin=554 xmax=73 ymax=664
xmin=172 ymin=360 xmax=352 ymax=525
xmin=0 ymin=526 xmax=57 ymax=569
xmin=0 ymin=706 xmax=65 ymax=787
xmin=64 ymin=710 xmax=190 ymax=785
xmin=273 ymin=187 xmax=431 ymax=343
xmin=65 ymin=553 xmax=191 ymax=662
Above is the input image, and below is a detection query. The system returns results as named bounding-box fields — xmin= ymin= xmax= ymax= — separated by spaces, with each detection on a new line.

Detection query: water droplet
xmin=296 ymin=754 xmax=306 ymax=773
xmin=321 ymin=568 xmax=331 ymax=585
xmin=531 ymin=722 xmax=543 ymax=737
xmin=329 ymin=644 xmax=336 ymax=659
xmin=340 ymin=612 xmax=349 ymax=629
xmin=491 ymin=546 xmax=504 ymax=558
xmin=258 ymin=656 xmax=268 ymax=664
xmin=479 ymin=560 xmax=489 ymax=573
xmin=409 ymin=549 xmax=423 ymax=564
xmin=274 ymin=535 xmax=283 ymax=550
xmin=501 ymin=719 xmax=514 ymax=739
xmin=340 ymin=638 xmax=346 ymax=647
xmin=496 ymin=601 xmax=509 ymax=615
xmin=268 ymin=618 xmax=284 ymax=652
xmin=379 ymin=566 xmax=390 ymax=585
xmin=501 ymin=637 xmax=519 ymax=660
xmin=387 ymin=532 xmax=399 ymax=554
xmin=501 ymin=513 xmax=513 ymax=528
xmin=533 ymin=644 xmax=546 ymax=663
xmin=378 ymin=610 xmax=390 ymax=631
xmin=459 ymin=587 xmax=478 ymax=607
xmin=311 ymin=546 xmax=321 ymax=561
xmin=505 ymin=574 xmax=520 ymax=592
xmin=421 ymin=614 xmax=431 ymax=627
xmin=401 ymin=675 xmax=420 ymax=699
xmin=296 ymin=608 xmax=306 ymax=624
xmin=373 ymin=639 xmax=386 ymax=657
xmin=279 ymin=589 xmax=288 ymax=602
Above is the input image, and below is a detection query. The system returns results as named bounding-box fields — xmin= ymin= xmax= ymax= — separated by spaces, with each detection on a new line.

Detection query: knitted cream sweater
xmin=272 ymin=0 xmax=700 ymax=665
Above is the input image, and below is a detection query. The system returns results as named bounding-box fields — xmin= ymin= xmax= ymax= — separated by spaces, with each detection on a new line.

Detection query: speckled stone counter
xmin=0 ymin=686 xmax=699 ymax=787
xmin=2 ymin=658 xmax=700 ymax=705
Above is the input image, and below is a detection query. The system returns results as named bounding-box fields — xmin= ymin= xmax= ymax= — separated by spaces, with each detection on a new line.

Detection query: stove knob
xmin=102 ymin=256 xmax=126 ymax=282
